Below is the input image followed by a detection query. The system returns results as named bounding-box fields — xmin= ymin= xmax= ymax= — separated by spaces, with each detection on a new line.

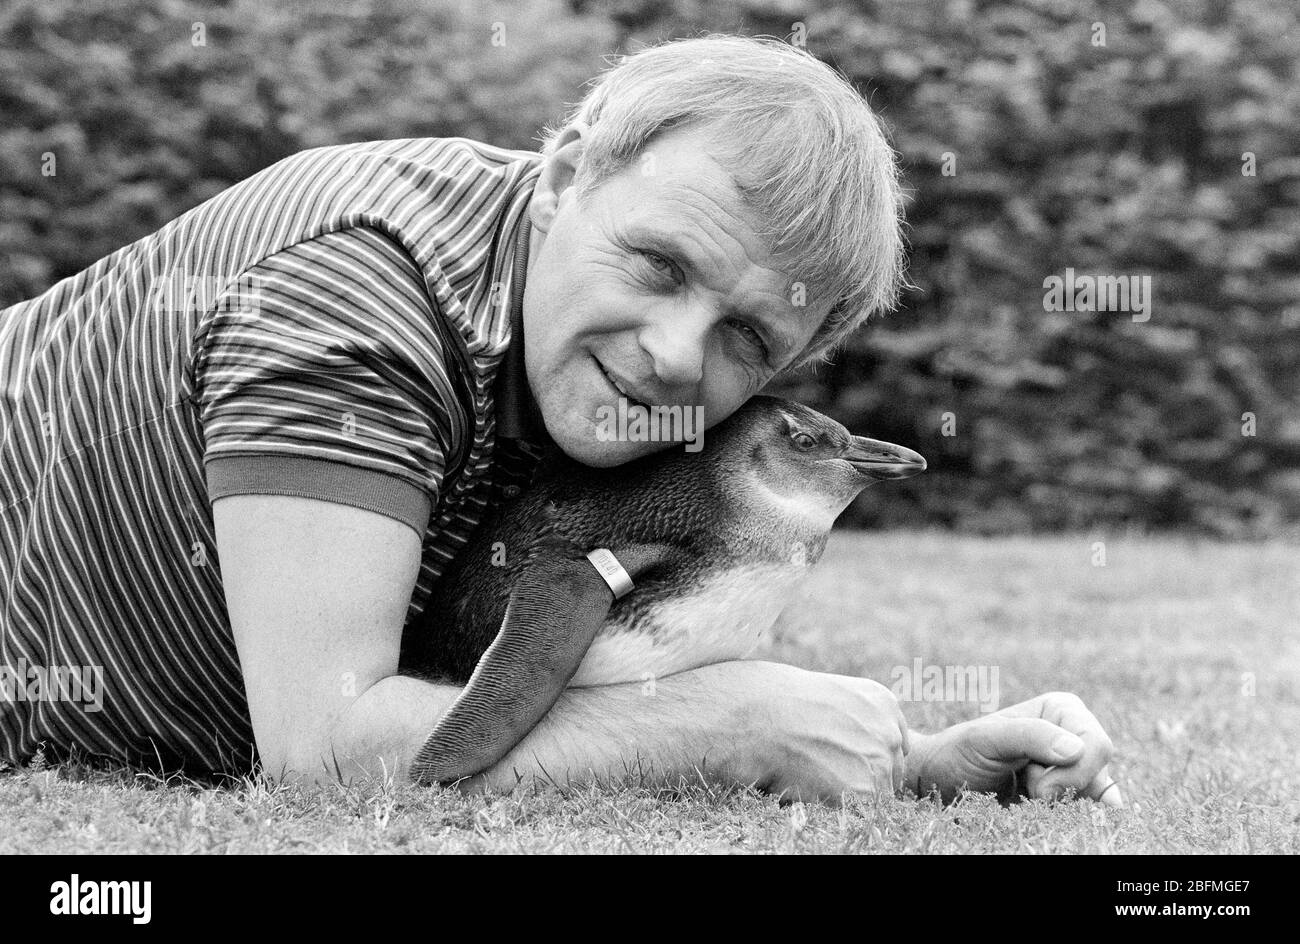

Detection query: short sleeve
xmin=191 ymin=227 xmax=469 ymax=536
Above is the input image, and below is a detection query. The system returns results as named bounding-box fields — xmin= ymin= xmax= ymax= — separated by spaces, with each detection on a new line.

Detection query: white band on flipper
xmin=586 ymin=548 xmax=634 ymax=600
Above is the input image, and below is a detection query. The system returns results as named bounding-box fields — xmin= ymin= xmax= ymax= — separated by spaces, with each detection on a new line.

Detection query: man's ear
xmin=530 ymin=122 xmax=590 ymax=235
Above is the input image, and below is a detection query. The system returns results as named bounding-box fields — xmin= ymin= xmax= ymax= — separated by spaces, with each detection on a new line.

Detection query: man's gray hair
xmin=540 ymin=34 xmax=907 ymax=368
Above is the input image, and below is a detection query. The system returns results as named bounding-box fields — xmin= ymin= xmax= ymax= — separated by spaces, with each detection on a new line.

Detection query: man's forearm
xmin=326 ymin=661 xmax=773 ymax=791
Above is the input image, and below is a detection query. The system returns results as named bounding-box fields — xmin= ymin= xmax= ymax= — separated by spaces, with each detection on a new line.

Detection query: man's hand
xmin=744 ymin=664 xmax=910 ymax=805
xmin=904 ymin=691 xmax=1121 ymax=806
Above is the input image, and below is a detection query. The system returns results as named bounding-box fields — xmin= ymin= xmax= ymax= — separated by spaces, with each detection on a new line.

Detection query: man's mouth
xmin=595 ymin=358 xmax=650 ymax=409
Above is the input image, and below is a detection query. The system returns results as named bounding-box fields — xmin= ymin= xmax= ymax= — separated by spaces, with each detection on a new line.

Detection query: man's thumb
xmin=976 ymin=716 xmax=1084 ymax=764
xmin=1047 ymin=730 xmax=1084 ymax=762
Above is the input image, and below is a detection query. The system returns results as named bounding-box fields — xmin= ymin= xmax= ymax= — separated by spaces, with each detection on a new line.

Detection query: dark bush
xmin=2 ymin=0 xmax=1296 ymax=536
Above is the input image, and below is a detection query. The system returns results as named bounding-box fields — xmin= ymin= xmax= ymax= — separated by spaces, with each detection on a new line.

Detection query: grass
xmin=2 ymin=530 xmax=1297 ymax=854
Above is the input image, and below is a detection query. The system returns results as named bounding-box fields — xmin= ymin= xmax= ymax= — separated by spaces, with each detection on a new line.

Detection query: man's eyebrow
xmin=628 ymin=225 xmax=801 ymax=357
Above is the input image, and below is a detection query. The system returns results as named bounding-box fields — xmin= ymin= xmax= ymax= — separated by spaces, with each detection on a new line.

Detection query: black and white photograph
xmin=0 ymin=0 xmax=1295 ymax=883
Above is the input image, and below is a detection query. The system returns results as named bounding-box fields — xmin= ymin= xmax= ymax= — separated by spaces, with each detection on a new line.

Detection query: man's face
xmin=521 ymin=123 xmax=829 ymax=467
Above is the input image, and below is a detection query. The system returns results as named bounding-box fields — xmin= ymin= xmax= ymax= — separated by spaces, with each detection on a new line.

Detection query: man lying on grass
xmin=0 ymin=35 xmax=1119 ymax=806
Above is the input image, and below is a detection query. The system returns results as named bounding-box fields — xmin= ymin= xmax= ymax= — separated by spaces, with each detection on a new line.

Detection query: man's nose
xmin=640 ymin=314 xmax=707 ymax=389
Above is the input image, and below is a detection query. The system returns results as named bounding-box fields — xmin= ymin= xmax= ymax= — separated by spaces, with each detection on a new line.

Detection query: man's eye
xmin=731 ymin=320 xmax=770 ymax=357
xmin=637 ymin=249 xmax=678 ymax=279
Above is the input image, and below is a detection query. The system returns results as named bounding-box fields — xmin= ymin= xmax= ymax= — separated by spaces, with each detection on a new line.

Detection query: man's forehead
xmin=614 ymin=162 xmax=776 ymax=275
xmin=595 ymin=125 xmax=736 ymax=204
xmin=632 ymin=150 xmax=756 ymax=223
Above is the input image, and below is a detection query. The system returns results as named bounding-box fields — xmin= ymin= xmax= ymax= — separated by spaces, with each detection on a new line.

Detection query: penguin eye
xmin=792 ymin=432 xmax=817 ymax=450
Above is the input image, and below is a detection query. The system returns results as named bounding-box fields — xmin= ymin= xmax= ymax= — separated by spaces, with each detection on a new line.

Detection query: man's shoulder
xmin=192 ymin=136 xmax=541 ymax=258
xmin=243 ymin=136 xmax=541 ymax=272
xmin=289 ymin=136 xmax=543 ymax=179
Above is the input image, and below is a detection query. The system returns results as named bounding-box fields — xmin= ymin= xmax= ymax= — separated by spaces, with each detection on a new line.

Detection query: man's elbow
xmin=256 ymin=744 xmax=341 ymax=787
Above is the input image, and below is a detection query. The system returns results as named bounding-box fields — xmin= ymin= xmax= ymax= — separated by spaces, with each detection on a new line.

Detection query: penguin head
xmin=723 ymin=396 xmax=926 ymax=526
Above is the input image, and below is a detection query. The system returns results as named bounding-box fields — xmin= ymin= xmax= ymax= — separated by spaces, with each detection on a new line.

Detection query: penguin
xmin=402 ymin=395 xmax=925 ymax=785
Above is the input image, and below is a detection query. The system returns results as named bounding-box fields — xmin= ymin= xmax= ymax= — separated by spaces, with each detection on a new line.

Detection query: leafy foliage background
xmin=2 ymin=0 xmax=1296 ymax=536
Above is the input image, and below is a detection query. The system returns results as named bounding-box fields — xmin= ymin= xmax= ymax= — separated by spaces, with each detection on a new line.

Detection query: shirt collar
xmin=493 ymin=215 xmax=550 ymax=445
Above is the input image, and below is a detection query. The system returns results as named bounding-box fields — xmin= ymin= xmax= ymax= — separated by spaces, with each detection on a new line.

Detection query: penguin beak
xmin=844 ymin=436 xmax=927 ymax=480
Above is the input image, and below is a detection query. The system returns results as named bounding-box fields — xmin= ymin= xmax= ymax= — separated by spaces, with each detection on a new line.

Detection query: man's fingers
xmin=1023 ymin=761 xmax=1053 ymax=799
xmin=1037 ymin=692 xmax=1113 ymax=752
xmin=1035 ymin=697 xmax=1114 ymax=801
xmin=1003 ymin=693 xmax=1113 ymax=755
xmin=973 ymin=714 xmax=1119 ymax=804
xmin=1086 ymin=765 xmax=1124 ymax=807
xmin=1025 ymin=761 xmax=1124 ymax=805
xmin=996 ymin=693 xmax=1114 ymax=802
xmin=891 ymin=741 xmax=907 ymax=794
xmin=897 ymin=702 xmax=911 ymax=757
xmin=969 ymin=716 xmax=1085 ymax=765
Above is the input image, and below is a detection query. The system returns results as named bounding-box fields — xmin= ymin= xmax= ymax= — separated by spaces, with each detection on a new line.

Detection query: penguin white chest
xmin=569 ymin=561 xmax=809 ymax=687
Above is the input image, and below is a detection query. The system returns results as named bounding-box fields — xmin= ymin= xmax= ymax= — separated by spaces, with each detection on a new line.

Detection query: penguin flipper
xmin=408 ymin=550 xmax=615 ymax=785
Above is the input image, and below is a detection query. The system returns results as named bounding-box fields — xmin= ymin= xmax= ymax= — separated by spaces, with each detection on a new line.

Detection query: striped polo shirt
xmin=0 ymin=137 xmax=549 ymax=772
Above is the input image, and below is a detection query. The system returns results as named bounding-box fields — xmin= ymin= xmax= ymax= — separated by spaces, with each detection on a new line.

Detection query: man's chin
xmin=555 ymin=436 xmax=645 ymax=468
xmin=548 ymin=422 xmax=662 ymax=468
